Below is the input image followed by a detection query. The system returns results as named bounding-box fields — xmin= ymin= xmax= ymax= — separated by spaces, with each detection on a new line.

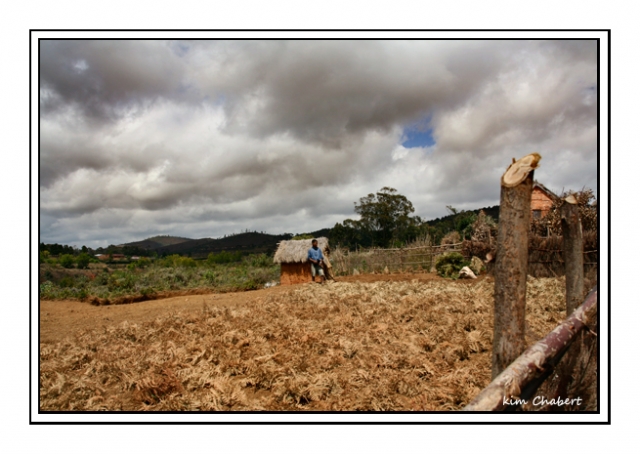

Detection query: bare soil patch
xmin=40 ymin=273 xmax=446 ymax=344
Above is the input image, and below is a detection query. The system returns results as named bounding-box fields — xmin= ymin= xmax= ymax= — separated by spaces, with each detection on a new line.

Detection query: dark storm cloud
xmin=39 ymin=40 xmax=598 ymax=247
xmin=192 ymin=40 xmax=519 ymax=146
xmin=40 ymin=40 xmax=190 ymax=122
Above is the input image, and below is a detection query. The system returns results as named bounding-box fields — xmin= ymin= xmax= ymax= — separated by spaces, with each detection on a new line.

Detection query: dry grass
xmin=40 ymin=277 xmax=569 ymax=411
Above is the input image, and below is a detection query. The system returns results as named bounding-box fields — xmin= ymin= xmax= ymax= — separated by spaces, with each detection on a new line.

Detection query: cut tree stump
xmin=492 ymin=153 xmax=539 ymax=379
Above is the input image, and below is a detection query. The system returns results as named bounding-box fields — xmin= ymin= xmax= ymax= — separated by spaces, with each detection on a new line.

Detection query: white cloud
xmin=39 ymin=39 xmax=598 ymax=246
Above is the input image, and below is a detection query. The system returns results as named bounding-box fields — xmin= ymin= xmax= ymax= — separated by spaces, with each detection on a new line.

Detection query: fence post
xmin=561 ymin=194 xmax=584 ymax=315
xmin=546 ymin=194 xmax=588 ymax=407
xmin=464 ymin=287 xmax=597 ymax=411
xmin=492 ymin=153 xmax=540 ymax=379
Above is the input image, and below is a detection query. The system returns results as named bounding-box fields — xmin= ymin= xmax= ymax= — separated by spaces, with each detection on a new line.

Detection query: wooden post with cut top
xmin=561 ymin=194 xmax=584 ymax=315
xmin=546 ymin=194 xmax=587 ymax=406
xmin=492 ymin=153 xmax=540 ymax=379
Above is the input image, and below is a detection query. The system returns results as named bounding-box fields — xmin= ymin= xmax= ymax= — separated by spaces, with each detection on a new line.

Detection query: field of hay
xmin=40 ymin=276 xmax=568 ymax=411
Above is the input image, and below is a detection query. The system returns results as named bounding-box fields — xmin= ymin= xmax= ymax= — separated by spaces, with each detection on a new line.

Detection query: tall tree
xmin=354 ymin=187 xmax=419 ymax=248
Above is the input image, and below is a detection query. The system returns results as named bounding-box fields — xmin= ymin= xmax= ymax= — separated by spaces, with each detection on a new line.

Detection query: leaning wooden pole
xmin=464 ymin=287 xmax=597 ymax=411
xmin=561 ymin=194 xmax=584 ymax=315
xmin=492 ymin=153 xmax=540 ymax=379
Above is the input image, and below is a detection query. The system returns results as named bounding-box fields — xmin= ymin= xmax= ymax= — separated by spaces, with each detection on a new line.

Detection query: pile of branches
xmin=461 ymin=210 xmax=498 ymax=261
xmin=531 ymin=189 xmax=598 ymax=236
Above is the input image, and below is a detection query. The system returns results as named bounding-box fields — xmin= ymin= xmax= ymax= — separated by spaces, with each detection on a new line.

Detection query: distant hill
xmin=123 ymin=235 xmax=193 ymax=250
xmin=424 ymin=205 xmax=500 ymax=226
xmin=305 ymin=228 xmax=333 ymax=239
xmin=152 ymin=232 xmax=293 ymax=258
xmin=91 ymin=205 xmax=500 ymax=258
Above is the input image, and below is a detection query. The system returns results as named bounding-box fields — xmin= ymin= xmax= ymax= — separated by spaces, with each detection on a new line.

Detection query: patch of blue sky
xmin=171 ymin=41 xmax=190 ymax=57
xmin=581 ymin=84 xmax=597 ymax=106
xmin=401 ymin=116 xmax=435 ymax=148
xmin=201 ymin=93 xmax=227 ymax=107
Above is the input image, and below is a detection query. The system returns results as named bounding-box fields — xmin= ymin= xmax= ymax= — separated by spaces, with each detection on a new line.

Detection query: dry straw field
xmin=40 ymin=276 xmax=568 ymax=411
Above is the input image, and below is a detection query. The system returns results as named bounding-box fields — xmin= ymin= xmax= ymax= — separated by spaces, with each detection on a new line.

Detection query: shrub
xmin=435 ymin=253 xmax=470 ymax=279
xmin=40 ymin=281 xmax=55 ymax=299
xmin=59 ymin=276 xmax=76 ymax=288
xmin=159 ymin=254 xmax=197 ymax=268
xmin=96 ymin=270 xmax=110 ymax=285
xmin=242 ymin=253 xmax=272 ymax=268
xmin=202 ymin=270 xmax=217 ymax=285
xmin=59 ymin=254 xmax=75 ymax=269
xmin=140 ymin=287 xmax=156 ymax=297
xmin=136 ymin=257 xmax=152 ymax=268
xmin=39 ymin=251 xmax=50 ymax=263
xmin=108 ymin=270 xmax=135 ymax=290
xmin=77 ymin=288 xmax=89 ymax=300
xmin=76 ymin=253 xmax=91 ymax=269
xmin=247 ymin=267 xmax=279 ymax=287
xmin=207 ymin=251 xmax=243 ymax=265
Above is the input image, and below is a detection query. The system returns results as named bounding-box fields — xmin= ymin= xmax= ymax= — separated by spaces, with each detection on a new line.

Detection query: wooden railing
xmin=463 ymin=287 xmax=597 ymax=411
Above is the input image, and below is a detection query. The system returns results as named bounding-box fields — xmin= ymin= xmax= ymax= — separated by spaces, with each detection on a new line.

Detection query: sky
xmin=39 ymin=39 xmax=598 ymax=248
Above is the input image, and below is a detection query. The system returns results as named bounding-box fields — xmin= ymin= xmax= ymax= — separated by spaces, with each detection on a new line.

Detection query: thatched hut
xmin=273 ymin=237 xmax=332 ymax=285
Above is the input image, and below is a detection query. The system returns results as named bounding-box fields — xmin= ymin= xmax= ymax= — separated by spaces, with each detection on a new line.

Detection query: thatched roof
xmin=273 ymin=237 xmax=330 ymax=264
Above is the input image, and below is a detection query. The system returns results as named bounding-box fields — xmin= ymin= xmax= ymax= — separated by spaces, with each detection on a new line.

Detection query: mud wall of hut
xmin=280 ymin=262 xmax=313 ymax=285
xmin=531 ymin=187 xmax=554 ymax=218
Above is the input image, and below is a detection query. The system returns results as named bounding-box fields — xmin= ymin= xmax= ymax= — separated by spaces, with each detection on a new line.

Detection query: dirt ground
xmin=40 ymin=272 xmax=460 ymax=344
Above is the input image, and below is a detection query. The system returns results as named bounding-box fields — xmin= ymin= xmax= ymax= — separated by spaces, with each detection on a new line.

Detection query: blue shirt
xmin=308 ymin=246 xmax=324 ymax=262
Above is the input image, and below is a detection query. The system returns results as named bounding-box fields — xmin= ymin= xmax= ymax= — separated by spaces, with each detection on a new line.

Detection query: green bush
xmin=435 ymin=252 xmax=470 ymax=279
xmin=59 ymin=254 xmax=75 ymax=269
xmin=108 ymin=270 xmax=135 ymax=290
xmin=135 ymin=257 xmax=152 ymax=268
xmin=39 ymin=251 xmax=50 ymax=264
xmin=59 ymin=276 xmax=76 ymax=288
xmin=159 ymin=254 xmax=197 ymax=268
xmin=96 ymin=270 xmax=110 ymax=285
xmin=202 ymin=270 xmax=217 ymax=285
xmin=76 ymin=253 xmax=91 ymax=269
xmin=207 ymin=251 xmax=243 ymax=265
xmin=40 ymin=281 xmax=55 ymax=299
xmin=242 ymin=253 xmax=272 ymax=268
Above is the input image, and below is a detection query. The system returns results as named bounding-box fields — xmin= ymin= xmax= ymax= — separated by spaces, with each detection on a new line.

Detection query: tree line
xmin=40 ymin=243 xmax=155 ymax=258
xmin=329 ymin=187 xmax=499 ymax=250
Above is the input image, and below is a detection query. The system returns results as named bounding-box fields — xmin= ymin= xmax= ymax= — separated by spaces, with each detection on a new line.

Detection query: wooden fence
xmin=465 ymin=154 xmax=598 ymax=411
xmin=330 ymin=236 xmax=597 ymax=278
xmin=330 ymin=242 xmax=463 ymax=276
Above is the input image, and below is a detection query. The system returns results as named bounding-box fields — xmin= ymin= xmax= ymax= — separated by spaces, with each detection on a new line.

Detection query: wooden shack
xmin=273 ymin=237 xmax=332 ymax=285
